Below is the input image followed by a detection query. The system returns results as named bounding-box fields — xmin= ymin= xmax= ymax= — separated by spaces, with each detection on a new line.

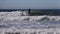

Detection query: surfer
xmin=28 ymin=8 xmax=31 ymax=15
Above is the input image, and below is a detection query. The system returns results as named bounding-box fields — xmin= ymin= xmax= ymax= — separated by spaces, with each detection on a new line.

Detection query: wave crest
xmin=0 ymin=11 xmax=60 ymax=21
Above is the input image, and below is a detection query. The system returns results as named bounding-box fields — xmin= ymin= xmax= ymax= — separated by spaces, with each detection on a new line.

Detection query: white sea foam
xmin=0 ymin=11 xmax=60 ymax=34
xmin=0 ymin=11 xmax=60 ymax=21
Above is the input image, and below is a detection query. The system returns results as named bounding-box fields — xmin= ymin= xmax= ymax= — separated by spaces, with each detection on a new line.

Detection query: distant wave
xmin=0 ymin=11 xmax=60 ymax=21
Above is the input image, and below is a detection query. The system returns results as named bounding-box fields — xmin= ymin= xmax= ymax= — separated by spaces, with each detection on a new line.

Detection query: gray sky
xmin=0 ymin=0 xmax=60 ymax=9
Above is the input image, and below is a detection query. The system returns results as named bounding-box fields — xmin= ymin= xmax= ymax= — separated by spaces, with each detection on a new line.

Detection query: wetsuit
xmin=28 ymin=8 xmax=31 ymax=15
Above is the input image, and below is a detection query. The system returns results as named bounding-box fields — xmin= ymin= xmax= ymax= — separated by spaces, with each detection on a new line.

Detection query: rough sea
xmin=0 ymin=11 xmax=60 ymax=34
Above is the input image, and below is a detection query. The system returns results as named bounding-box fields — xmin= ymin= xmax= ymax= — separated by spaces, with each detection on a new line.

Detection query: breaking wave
xmin=0 ymin=11 xmax=60 ymax=21
xmin=0 ymin=11 xmax=60 ymax=34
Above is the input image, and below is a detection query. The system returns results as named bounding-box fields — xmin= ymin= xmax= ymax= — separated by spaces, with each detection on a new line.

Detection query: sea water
xmin=0 ymin=11 xmax=60 ymax=34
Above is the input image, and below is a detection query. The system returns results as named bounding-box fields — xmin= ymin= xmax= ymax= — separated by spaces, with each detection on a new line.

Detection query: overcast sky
xmin=0 ymin=0 xmax=60 ymax=9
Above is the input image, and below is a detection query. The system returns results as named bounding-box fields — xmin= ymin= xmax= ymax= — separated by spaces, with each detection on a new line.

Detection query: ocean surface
xmin=0 ymin=11 xmax=60 ymax=34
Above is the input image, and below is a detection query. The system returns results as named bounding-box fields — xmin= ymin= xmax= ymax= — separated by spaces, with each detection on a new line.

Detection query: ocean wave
xmin=0 ymin=11 xmax=60 ymax=34
xmin=0 ymin=11 xmax=60 ymax=21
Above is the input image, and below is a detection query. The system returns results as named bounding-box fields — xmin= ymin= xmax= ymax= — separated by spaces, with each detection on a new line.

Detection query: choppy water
xmin=0 ymin=11 xmax=60 ymax=34
xmin=0 ymin=20 xmax=60 ymax=29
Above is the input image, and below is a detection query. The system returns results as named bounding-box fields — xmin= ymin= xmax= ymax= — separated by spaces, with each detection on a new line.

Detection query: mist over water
xmin=0 ymin=11 xmax=60 ymax=34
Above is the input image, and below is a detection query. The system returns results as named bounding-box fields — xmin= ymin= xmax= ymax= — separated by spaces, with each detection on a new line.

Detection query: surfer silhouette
xmin=28 ymin=8 xmax=31 ymax=15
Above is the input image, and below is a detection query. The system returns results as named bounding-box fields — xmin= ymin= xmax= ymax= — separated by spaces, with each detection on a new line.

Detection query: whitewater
xmin=0 ymin=11 xmax=60 ymax=34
